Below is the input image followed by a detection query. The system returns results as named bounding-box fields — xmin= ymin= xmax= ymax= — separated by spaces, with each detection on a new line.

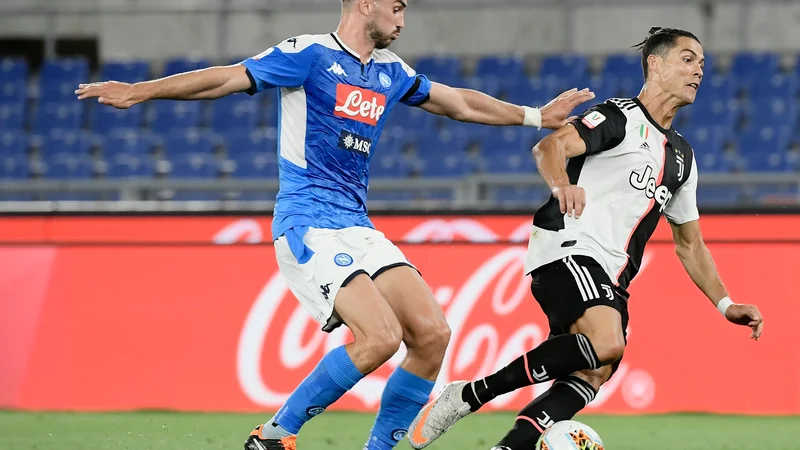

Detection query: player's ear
xmin=356 ymin=0 xmax=373 ymax=15
xmin=646 ymin=53 xmax=661 ymax=79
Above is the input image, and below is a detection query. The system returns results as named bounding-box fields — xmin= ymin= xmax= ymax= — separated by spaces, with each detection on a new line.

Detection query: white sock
xmin=260 ymin=418 xmax=294 ymax=439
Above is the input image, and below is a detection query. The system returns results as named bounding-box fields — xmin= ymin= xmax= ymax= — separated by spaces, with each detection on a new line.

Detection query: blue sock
xmin=364 ymin=367 xmax=435 ymax=450
xmin=272 ymin=345 xmax=364 ymax=435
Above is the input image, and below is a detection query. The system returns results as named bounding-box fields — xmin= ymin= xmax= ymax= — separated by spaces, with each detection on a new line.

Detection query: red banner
xmin=0 ymin=234 xmax=797 ymax=414
xmin=2 ymin=215 xmax=800 ymax=244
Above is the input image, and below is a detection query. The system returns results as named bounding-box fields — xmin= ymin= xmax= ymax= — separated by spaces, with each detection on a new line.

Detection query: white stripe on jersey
xmin=563 ymin=257 xmax=589 ymax=301
xmin=279 ymin=87 xmax=308 ymax=168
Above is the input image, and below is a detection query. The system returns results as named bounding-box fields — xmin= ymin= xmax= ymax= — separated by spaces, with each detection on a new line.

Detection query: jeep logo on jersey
xmin=338 ymin=130 xmax=372 ymax=155
xmin=334 ymin=84 xmax=386 ymax=126
xmin=630 ymin=165 xmax=673 ymax=212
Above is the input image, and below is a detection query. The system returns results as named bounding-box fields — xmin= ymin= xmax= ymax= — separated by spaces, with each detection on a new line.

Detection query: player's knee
xmin=587 ymin=332 xmax=626 ymax=365
xmin=574 ymin=366 xmax=613 ymax=392
xmin=406 ymin=318 xmax=451 ymax=360
xmin=360 ymin=320 xmax=404 ymax=365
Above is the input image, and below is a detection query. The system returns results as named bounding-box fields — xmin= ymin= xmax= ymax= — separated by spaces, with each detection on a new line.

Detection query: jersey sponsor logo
xmin=327 ymin=62 xmax=348 ymax=77
xmin=319 ymin=282 xmax=333 ymax=300
xmin=629 ymin=165 xmax=673 ymax=212
xmin=334 ymin=84 xmax=387 ymax=126
xmin=639 ymin=142 xmax=650 ymax=151
xmin=581 ymin=111 xmax=606 ymax=129
xmin=338 ymin=130 xmax=372 ymax=156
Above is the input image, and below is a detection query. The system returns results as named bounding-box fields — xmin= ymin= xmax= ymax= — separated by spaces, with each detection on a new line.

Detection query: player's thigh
xmin=274 ymin=228 xmax=400 ymax=343
xmin=531 ymin=255 xmax=627 ymax=357
xmin=358 ymin=228 xmax=450 ymax=352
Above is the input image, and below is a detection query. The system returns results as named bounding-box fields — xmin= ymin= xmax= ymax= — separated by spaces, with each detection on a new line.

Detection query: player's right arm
xmin=76 ymin=36 xmax=314 ymax=109
xmin=532 ymin=102 xmax=626 ymax=218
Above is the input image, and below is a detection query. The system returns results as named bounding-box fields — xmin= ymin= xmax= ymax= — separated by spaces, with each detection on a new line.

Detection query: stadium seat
xmin=162 ymin=129 xmax=215 ymax=156
xmin=695 ymin=151 xmax=734 ymax=173
xmin=375 ymin=133 xmax=404 ymax=156
xmin=0 ymin=104 xmax=24 ymax=131
xmin=415 ymin=130 xmax=469 ymax=155
xmin=0 ymin=154 xmax=29 ymax=179
xmin=475 ymin=55 xmax=526 ymax=83
xmin=745 ymin=98 xmax=797 ymax=128
xmin=460 ymin=76 xmax=504 ymax=99
xmin=42 ymin=153 xmax=95 ymax=179
xmin=443 ymin=120 xmax=490 ymax=144
xmin=737 ymin=150 xmax=792 ymax=172
xmin=602 ymin=53 xmax=641 ymax=78
xmin=105 ymin=152 xmax=156 ymax=179
xmin=38 ymin=58 xmax=89 ymax=101
xmin=0 ymin=80 xmax=27 ymax=105
xmin=149 ymin=101 xmax=203 ymax=133
xmin=33 ymin=101 xmax=85 ymax=133
xmin=481 ymin=152 xmax=537 ymax=174
xmin=696 ymin=186 xmax=740 ymax=207
xmin=478 ymin=128 xmax=529 ymax=155
xmin=39 ymin=131 xmax=94 ymax=158
xmin=90 ymin=103 xmax=145 ymax=132
xmin=539 ymin=54 xmax=588 ymax=85
xmin=102 ymin=129 xmax=156 ymax=157
xmin=414 ymin=56 xmax=462 ymax=84
xmin=505 ymin=77 xmax=556 ymax=106
xmin=678 ymin=125 xmax=728 ymax=155
xmin=735 ymin=126 xmax=792 ymax=171
xmin=730 ymin=52 xmax=780 ymax=80
xmin=223 ymin=129 xmax=277 ymax=156
xmin=415 ymin=150 xmax=473 ymax=177
xmin=167 ymin=153 xmax=218 ymax=178
xmin=742 ymin=74 xmax=799 ymax=100
xmin=0 ymin=58 xmax=27 ymax=82
xmin=575 ymin=75 xmax=620 ymax=103
xmin=210 ymin=95 xmax=261 ymax=133
xmin=100 ymin=61 xmax=150 ymax=83
xmin=228 ymin=152 xmax=279 ymax=178
xmin=162 ymin=57 xmax=211 ymax=77
xmin=686 ymin=98 xmax=739 ymax=128
xmin=695 ymin=75 xmax=736 ymax=102
xmin=369 ymin=154 xmax=410 ymax=178
xmin=0 ymin=131 xmax=28 ymax=156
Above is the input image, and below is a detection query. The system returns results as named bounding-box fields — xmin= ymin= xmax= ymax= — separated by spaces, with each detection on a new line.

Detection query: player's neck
xmin=636 ymin=87 xmax=681 ymax=131
xmin=335 ymin=22 xmax=376 ymax=64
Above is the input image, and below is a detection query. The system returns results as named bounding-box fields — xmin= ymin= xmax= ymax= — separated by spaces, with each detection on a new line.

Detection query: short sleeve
xmin=569 ymin=102 xmax=628 ymax=155
xmin=664 ymin=155 xmax=700 ymax=224
xmin=241 ymin=35 xmax=316 ymax=94
xmin=397 ymin=59 xmax=432 ymax=106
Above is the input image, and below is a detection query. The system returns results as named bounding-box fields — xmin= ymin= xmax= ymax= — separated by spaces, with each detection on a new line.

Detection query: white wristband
xmin=522 ymin=106 xmax=542 ymax=129
xmin=716 ymin=297 xmax=734 ymax=316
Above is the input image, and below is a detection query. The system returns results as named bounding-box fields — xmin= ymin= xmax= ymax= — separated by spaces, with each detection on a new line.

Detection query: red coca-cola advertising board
xmin=0 ymin=215 xmax=797 ymax=414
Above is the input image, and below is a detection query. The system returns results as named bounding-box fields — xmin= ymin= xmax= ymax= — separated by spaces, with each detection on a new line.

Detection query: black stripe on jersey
xmin=330 ymin=33 xmax=360 ymax=61
xmin=400 ymin=77 xmax=422 ymax=103
xmin=609 ymin=98 xmax=636 ymax=111
xmin=244 ymin=68 xmax=257 ymax=96
xmin=532 ymin=155 xmax=586 ymax=231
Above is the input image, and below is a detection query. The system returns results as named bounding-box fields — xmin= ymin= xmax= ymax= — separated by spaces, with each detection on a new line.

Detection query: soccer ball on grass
xmin=535 ymin=420 xmax=604 ymax=450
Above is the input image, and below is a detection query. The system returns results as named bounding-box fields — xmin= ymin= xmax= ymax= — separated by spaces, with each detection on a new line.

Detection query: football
xmin=535 ymin=420 xmax=605 ymax=450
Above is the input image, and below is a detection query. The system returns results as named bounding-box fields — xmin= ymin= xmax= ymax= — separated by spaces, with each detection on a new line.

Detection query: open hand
xmin=540 ymin=88 xmax=595 ymax=130
xmin=75 ymin=81 xmax=139 ymax=109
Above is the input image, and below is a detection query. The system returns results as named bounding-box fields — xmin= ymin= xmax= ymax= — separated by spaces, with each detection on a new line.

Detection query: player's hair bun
xmin=648 ymin=26 xmax=663 ymax=36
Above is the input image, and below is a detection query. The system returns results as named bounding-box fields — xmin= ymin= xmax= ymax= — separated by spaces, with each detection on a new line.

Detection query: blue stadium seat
xmin=695 ymin=75 xmax=736 ymax=102
xmin=0 ymin=80 xmax=27 ymax=105
xmin=0 ymin=104 xmax=24 ymax=131
xmin=575 ymin=75 xmax=620 ymax=103
xmin=678 ymin=125 xmax=728 ymax=155
xmin=100 ymin=61 xmax=150 ymax=83
xmin=149 ymin=101 xmax=203 ymax=133
xmin=475 ymin=55 xmax=525 ymax=84
xmin=0 ymin=58 xmax=27 ymax=81
xmin=616 ymin=75 xmax=644 ymax=98
xmin=42 ymin=153 xmax=94 ymax=179
xmin=39 ymin=131 xmax=94 ymax=158
xmin=385 ymin=104 xmax=436 ymax=134
xmin=102 ymin=129 xmax=156 ymax=157
xmin=735 ymin=126 xmax=791 ymax=171
xmin=162 ymin=129 xmax=215 ymax=156
xmin=90 ymin=103 xmax=145 ymax=132
xmin=415 ymin=130 xmax=469 ymax=154
xmin=505 ymin=77 xmax=556 ymax=106
xmin=262 ymin=100 xmax=279 ymax=128
xmin=460 ymin=76 xmax=504 ymax=99
xmin=444 ymin=120 xmax=491 ymax=143
xmin=696 ymin=186 xmax=739 ymax=207
xmin=0 ymin=131 xmax=28 ymax=155
xmin=376 ymin=133 xmax=404 ymax=156
xmin=229 ymin=152 xmax=278 ymax=178
xmin=39 ymin=58 xmax=89 ymax=101
xmin=742 ymin=74 xmax=799 ymax=100
xmin=745 ymin=98 xmax=797 ymax=128
xmin=0 ymin=154 xmax=29 ymax=179
xmin=481 ymin=152 xmax=536 ymax=174
xmin=370 ymin=154 xmax=410 ymax=178
xmin=539 ymin=54 xmax=588 ymax=85
xmin=478 ymin=128 xmax=529 ymax=155
xmin=602 ymin=53 xmax=641 ymax=78
xmin=686 ymin=98 xmax=739 ymax=128
xmin=737 ymin=150 xmax=792 ymax=172
xmin=414 ymin=56 xmax=462 ymax=84
xmin=167 ymin=153 xmax=218 ymax=178
xmin=695 ymin=152 xmax=733 ymax=173
xmin=415 ymin=151 xmax=473 ymax=177
xmin=223 ymin=129 xmax=277 ymax=156
xmin=105 ymin=153 xmax=155 ymax=179
xmin=33 ymin=101 xmax=85 ymax=133
xmin=730 ymin=52 xmax=780 ymax=80
xmin=210 ymin=95 xmax=261 ymax=133
xmin=162 ymin=58 xmax=211 ymax=77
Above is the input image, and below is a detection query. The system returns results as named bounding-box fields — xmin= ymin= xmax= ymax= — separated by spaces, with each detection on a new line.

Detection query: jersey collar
xmin=331 ymin=32 xmax=373 ymax=63
xmin=633 ymin=97 xmax=671 ymax=135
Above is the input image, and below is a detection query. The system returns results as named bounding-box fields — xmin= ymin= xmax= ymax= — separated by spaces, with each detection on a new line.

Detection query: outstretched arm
xmin=670 ymin=219 xmax=764 ymax=340
xmin=75 ymin=64 xmax=252 ymax=109
xmin=419 ymin=82 xmax=594 ymax=130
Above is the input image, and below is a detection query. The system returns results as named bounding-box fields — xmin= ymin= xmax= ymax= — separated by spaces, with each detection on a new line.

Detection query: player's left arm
xmin=417 ymin=82 xmax=595 ymax=130
xmin=666 ymin=162 xmax=764 ymax=340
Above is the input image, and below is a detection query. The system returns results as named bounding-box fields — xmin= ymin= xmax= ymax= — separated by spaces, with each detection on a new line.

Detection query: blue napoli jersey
xmin=241 ymin=33 xmax=432 ymax=241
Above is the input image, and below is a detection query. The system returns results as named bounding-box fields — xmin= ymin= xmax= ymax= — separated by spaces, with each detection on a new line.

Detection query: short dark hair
xmin=633 ymin=27 xmax=701 ymax=79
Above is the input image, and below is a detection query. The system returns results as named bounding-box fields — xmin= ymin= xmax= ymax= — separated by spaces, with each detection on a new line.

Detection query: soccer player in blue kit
xmin=76 ymin=1 xmax=594 ymax=449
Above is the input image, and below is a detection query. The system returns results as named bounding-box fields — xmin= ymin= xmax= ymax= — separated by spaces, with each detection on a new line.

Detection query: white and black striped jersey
xmin=524 ymin=97 xmax=699 ymax=291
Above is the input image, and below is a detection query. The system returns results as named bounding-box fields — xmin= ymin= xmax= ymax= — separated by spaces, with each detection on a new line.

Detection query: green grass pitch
xmin=1 ymin=411 xmax=798 ymax=450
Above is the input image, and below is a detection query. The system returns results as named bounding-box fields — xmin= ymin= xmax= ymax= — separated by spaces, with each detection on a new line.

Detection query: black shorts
xmin=529 ymin=255 xmax=630 ymax=371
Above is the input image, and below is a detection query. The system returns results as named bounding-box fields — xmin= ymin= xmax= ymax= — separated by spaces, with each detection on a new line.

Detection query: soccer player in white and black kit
xmin=407 ymin=27 xmax=765 ymax=450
